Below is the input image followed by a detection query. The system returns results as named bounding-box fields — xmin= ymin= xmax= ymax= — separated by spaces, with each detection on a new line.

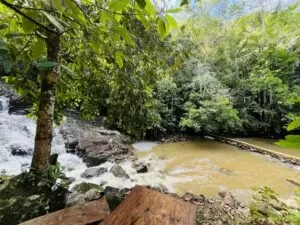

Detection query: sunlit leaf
xmin=165 ymin=14 xmax=177 ymax=28
xmin=31 ymin=39 xmax=46 ymax=59
xmin=287 ymin=117 xmax=300 ymax=131
xmin=109 ymin=0 xmax=130 ymax=11
xmin=115 ymin=51 xmax=123 ymax=68
xmin=22 ymin=18 xmax=36 ymax=33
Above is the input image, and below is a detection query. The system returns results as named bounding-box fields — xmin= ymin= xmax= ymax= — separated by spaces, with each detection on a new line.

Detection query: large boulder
xmin=80 ymin=167 xmax=107 ymax=178
xmin=110 ymin=165 xmax=128 ymax=178
xmin=59 ymin=117 xmax=132 ymax=167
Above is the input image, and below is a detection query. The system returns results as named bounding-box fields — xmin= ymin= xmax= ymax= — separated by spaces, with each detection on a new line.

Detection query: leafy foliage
xmin=249 ymin=187 xmax=300 ymax=225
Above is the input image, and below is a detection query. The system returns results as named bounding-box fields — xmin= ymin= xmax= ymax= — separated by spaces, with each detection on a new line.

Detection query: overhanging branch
xmin=0 ymin=0 xmax=60 ymax=35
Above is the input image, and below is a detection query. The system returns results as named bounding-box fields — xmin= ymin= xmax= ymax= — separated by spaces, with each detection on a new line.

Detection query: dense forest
xmin=2 ymin=0 xmax=300 ymax=140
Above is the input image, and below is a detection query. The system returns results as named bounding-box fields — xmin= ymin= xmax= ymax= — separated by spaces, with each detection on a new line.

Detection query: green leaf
xmin=136 ymin=0 xmax=146 ymax=9
xmin=37 ymin=61 xmax=58 ymax=71
xmin=61 ymin=64 xmax=76 ymax=76
xmin=0 ymin=23 xmax=9 ymax=30
xmin=42 ymin=12 xmax=64 ymax=32
xmin=165 ymin=7 xmax=182 ymax=13
xmin=136 ymin=11 xmax=149 ymax=29
xmin=276 ymin=135 xmax=300 ymax=149
xmin=157 ymin=18 xmax=166 ymax=39
xmin=165 ymin=14 xmax=177 ymax=28
xmin=115 ymin=51 xmax=123 ymax=68
xmin=22 ymin=18 xmax=36 ymax=33
xmin=51 ymin=0 xmax=63 ymax=12
xmin=31 ymin=39 xmax=46 ymax=59
xmin=287 ymin=117 xmax=300 ymax=131
xmin=65 ymin=0 xmax=87 ymax=28
xmin=145 ymin=0 xmax=156 ymax=18
xmin=4 ymin=32 xmax=27 ymax=38
xmin=114 ymin=26 xmax=135 ymax=46
xmin=109 ymin=0 xmax=130 ymax=11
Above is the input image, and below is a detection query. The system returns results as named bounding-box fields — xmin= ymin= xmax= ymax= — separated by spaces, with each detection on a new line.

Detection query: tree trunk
xmin=30 ymin=33 xmax=60 ymax=174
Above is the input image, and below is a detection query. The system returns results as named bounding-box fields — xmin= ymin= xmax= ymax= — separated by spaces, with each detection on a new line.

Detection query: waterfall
xmin=0 ymin=96 xmax=67 ymax=175
xmin=0 ymin=96 xmax=9 ymax=113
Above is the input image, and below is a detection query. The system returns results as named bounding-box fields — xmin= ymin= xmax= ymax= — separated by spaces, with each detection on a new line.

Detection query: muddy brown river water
xmin=135 ymin=139 xmax=300 ymax=203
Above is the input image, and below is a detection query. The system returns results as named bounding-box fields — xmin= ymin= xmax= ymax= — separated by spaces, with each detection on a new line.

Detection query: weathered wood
xmin=19 ymin=197 xmax=110 ymax=225
xmin=100 ymin=185 xmax=197 ymax=225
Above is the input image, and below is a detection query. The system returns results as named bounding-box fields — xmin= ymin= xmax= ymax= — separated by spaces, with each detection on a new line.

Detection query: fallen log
xmin=100 ymin=185 xmax=197 ymax=225
xmin=19 ymin=197 xmax=110 ymax=225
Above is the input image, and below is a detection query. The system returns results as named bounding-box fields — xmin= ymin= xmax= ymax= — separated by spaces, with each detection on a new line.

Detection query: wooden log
xmin=19 ymin=197 xmax=110 ymax=225
xmin=100 ymin=185 xmax=197 ymax=225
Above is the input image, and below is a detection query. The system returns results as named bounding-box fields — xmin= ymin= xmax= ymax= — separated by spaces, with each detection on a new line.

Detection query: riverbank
xmin=213 ymin=136 xmax=300 ymax=166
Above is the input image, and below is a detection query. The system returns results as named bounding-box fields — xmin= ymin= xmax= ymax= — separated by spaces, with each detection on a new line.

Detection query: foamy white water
xmin=0 ymin=96 xmax=69 ymax=175
xmin=0 ymin=97 xmax=177 ymax=191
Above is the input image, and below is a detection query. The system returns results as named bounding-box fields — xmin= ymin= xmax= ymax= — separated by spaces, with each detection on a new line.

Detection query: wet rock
xmin=110 ymin=165 xmax=128 ymax=178
xmin=66 ymin=182 xmax=104 ymax=207
xmin=60 ymin=117 xmax=132 ymax=166
xmin=65 ymin=189 xmax=102 ymax=207
xmin=8 ymin=96 xmax=31 ymax=115
xmin=80 ymin=167 xmax=107 ymax=178
xmin=0 ymin=173 xmax=67 ymax=225
xmin=72 ymin=182 xmax=104 ymax=194
xmin=57 ymin=176 xmax=76 ymax=186
xmin=9 ymin=144 xmax=32 ymax=156
xmin=104 ymin=186 xmax=131 ymax=211
xmin=134 ymin=162 xmax=148 ymax=173
xmin=49 ymin=154 xmax=59 ymax=165
xmin=148 ymin=184 xmax=169 ymax=193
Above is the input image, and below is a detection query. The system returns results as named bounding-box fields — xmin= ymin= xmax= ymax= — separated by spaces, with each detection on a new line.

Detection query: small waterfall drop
xmin=0 ymin=96 xmax=67 ymax=175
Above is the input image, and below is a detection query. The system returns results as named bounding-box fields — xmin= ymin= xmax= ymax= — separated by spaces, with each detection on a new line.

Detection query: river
xmin=1 ymin=96 xmax=299 ymax=204
xmin=134 ymin=139 xmax=300 ymax=203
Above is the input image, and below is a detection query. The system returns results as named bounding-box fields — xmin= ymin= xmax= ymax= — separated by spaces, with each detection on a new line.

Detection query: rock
xmin=103 ymin=186 xmax=131 ymax=211
xmin=28 ymin=195 xmax=40 ymax=201
xmin=57 ymin=176 xmax=76 ymax=186
xmin=99 ymin=180 xmax=108 ymax=186
xmin=49 ymin=154 xmax=59 ymax=165
xmin=66 ymin=182 xmax=104 ymax=207
xmin=72 ymin=182 xmax=103 ymax=194
xmin=59 ymin=117 xmax=132 ymax=167
xmin=0 ymin=173 xmax=68 ymax=225
xmin=65 ymin=189 xmax=102 ymax=207
xmin=9 ymin=144 xmax=32 ymax=156
xmin=134 ymin=162 xmax=148 ymax=173
xmin=8 ymin=96 xmax=31 ymax=115
xmin=110 ymin=165 xmax=128 ymax=178
xmin=149 ymin=184 xmax=169 ymax=193
xmin=219 ymin=192 xmax=236 ymax=206
xmin=80 ymin=167 xmax=107 ymax=178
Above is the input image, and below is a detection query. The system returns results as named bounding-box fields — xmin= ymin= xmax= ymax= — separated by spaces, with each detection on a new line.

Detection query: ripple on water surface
xmin=135 ymin=139 xmax=300 ymax=203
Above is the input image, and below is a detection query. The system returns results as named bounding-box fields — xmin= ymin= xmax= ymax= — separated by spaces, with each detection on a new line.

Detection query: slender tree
xmin=0 ymin=0 xmax=177 ymax=174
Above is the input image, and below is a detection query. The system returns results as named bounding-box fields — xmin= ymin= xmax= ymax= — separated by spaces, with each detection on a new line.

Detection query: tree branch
xmin=0 ymin=0 xmax=60 ymax=35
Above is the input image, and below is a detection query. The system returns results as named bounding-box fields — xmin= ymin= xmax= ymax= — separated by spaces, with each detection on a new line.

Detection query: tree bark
xmin=30 ymin=32 xmax=60 ymax=174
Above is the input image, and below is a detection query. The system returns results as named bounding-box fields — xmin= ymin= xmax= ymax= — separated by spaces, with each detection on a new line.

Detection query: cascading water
xmin=0 ymin=96 xmax=67 ymax=175
xmin=0 ymin=96 xmax=173 ymax=191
